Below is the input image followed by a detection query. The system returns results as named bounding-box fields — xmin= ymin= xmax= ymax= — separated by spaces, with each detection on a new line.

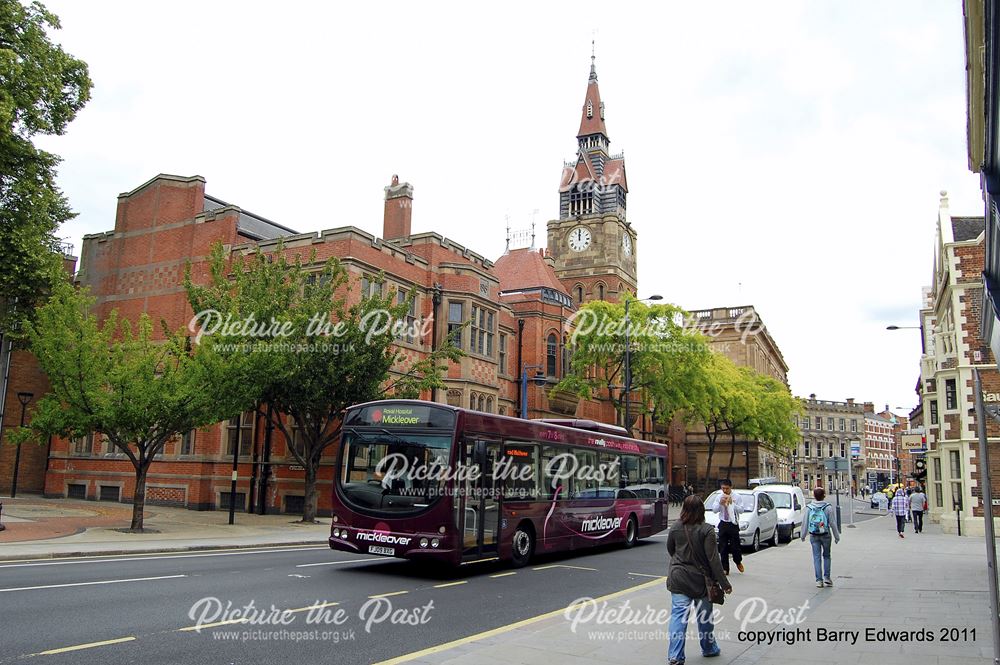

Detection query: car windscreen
xmin=339 ymin=429 xmax=453 ymax=513
xmin=764 ymin=491 xmax=792 ymax=509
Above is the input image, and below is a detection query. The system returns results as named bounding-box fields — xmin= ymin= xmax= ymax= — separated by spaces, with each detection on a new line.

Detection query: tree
xmin=185 ymin=242 xmax=462 ymax=522
xmin=557 ymin=298 xmax=710 ymax=432
xmin=0 ymin=0 xmax=92 ymax=333
xmin=743 ymin=373 xmax=802 ymax=478
xmin=685 ymin=352 xmax=746 ymax=493
xmin=8 ymin=281 xmax=223 ymax=530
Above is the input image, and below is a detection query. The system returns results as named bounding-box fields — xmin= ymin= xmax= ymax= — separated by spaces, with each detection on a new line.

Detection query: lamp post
xmin=520 ymin=363 xmax=545 ymax=420
xmin=623 ymin=294 xmax=663 ymax=434
xmin=10 ymin=391 xmax=33 ymax=498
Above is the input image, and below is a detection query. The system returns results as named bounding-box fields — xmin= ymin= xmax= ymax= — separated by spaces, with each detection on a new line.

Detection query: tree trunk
xmin=703 ymin=432 xmax=717 ymax=494
xmin=131 ymin=466 xmax=147 ymax=531
xmin=744 ymin=439 xmax=751 ymax=487
xmin=301 ymin=464 xmax=318 ymax=523
xmin=727 ymin=431 xmax=738 ymax=486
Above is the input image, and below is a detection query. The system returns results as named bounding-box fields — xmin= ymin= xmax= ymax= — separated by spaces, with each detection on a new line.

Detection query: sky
xmin=35 ymin=0 xmax=983 ymax=415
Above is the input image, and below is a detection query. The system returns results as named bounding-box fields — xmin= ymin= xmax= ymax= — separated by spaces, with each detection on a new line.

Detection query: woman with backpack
xmin=666 ymin=495 xmax=732 ymax=664
xmin=800 ymin=487 xmax=841 ymax=588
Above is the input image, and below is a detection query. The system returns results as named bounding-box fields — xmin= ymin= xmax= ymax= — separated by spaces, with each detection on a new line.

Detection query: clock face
xmin=568 ymin=226 xmax=592 ymax=252
xmin=622 ymin=233 xmax=633 ymax=257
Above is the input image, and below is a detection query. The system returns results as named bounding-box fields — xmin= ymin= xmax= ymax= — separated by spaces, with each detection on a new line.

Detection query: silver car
xmin=704 ymin=489 xmax=780 ymax=552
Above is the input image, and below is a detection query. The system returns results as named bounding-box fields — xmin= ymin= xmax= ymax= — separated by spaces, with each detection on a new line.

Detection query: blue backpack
xmin=807 ymin=503 xmax=828 ymax=535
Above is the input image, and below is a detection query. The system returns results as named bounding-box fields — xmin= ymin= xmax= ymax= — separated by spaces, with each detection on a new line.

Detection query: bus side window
xmin=599 ymin=452 xmax=620 ymax=495
xmin=620 ymin=455 xmax=639 ymax=489
xmin=541 ymin=446 xmax=570 ymax=499
xmin=574 ymin=450 xmax=599 ymax=498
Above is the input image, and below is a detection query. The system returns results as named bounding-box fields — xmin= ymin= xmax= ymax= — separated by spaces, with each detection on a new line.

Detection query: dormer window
xmin=587 ymin=102 xmax=593 ymax=118
xmin=600 ymin=102 xmax=605 ymax=119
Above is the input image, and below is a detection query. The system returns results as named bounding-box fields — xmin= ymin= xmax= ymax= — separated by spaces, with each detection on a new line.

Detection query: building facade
xmin=863 ymin=409 xmax=896 ymax=489
xmin=3 ymin=59 xmax=666 ymax=515
xmin=917 ymin=194 xmax=1000 ymax=535
xmin=794 ymin=396 xmax=865 ymax=493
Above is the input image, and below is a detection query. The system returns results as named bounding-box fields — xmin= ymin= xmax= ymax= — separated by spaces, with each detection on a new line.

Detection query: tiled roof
xmin=493 ymin=248 xmax=568 ymax=295
xmin=951 ymin=216 xmax=984 ymax=242
xmin=604 ymin=158 xmax=627 ymax=193
xmin=559 ymin=157 xmax=597 ymax=192
xmin=577 ymin=80 xmax=607 ymax=138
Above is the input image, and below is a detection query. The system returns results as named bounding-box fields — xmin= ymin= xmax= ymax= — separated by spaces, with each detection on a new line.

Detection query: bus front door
xmin=462 ymin=438 xmax=500 ymax=561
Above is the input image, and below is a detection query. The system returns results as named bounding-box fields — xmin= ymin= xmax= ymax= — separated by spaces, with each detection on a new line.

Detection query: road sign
xmin=824 ymin=457 xmax=850 ymax=472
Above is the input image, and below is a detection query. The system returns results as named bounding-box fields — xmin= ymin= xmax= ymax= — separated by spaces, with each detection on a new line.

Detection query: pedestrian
xmin=707 ymin=479 xmax=746 ymax=574
xmin=890 ymin=484 xmax=910 ymax=538
xmin=666 ymin=495 xmax=731 ymax=664
xmin=801 ymin=486 xmax=841 ymax=587
xmin=909 ymin=486 xmax=927 ymax=534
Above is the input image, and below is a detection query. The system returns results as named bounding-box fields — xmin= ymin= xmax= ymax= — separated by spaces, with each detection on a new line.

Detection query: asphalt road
xmin=0 ymin=502 xmax=879 ymax=665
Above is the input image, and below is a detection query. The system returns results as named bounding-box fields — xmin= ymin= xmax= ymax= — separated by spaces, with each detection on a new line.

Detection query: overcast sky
xmin=37 ymin=1 xmax=982 ymax=414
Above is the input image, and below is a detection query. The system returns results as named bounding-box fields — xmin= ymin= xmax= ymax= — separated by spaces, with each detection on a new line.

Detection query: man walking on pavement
xmin=801 ymin=487 xmax=840 ymax=587
xmin=707 ymin=479 xmax=746 ymax=575
xmin=891 ymin=484 xmax=910 ymax=538
xmin=909 ymin=486 xmax=927 ymax=534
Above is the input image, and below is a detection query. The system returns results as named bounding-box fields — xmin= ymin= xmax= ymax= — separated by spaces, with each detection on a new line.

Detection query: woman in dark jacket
xmin=666 ymin=495 xmax=732 ymax=664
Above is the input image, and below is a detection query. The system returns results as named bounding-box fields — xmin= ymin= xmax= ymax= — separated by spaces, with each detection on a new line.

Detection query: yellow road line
xmin=368 ymin=590 xmax=409 ymax=599
xmin=372 ymin=576 xmax=666 ymax=665
xmin=627 ymin=572 xmax=663 ymax=578
xmin=36 ymin=636 xmax=135 ymax=655
xmin=489 ymin=572 xmax=517 ymax=578
xmin=177 ymin=618 xmax=248 ymax=632
xmin=432 ymin=581 xmax=468 ymax=588
xmin=285 ymin=601 xmax=340 ymax=614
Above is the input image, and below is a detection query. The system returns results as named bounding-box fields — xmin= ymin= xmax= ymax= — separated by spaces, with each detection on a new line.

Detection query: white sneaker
xmin=816 ymin=581 xmax=824 ymax=588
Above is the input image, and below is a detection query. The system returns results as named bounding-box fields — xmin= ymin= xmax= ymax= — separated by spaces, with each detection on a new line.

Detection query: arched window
xmin=547 ymin=333 xmax=558 ymax=377
xmin=596 ymin=283 xmax=606 ymax=301
xmin=470 ymin=392 xmax=477 ymax=410
xmin=486 ymin=397 xmax=494 ymax=413
xmin=575 ymin=285 xmax=584 ymax=304
xmin=478 ymin=395 xmax=486 ymax=412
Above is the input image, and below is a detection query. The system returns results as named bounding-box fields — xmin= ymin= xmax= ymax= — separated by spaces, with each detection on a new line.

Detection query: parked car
xmin=757 ymin=484 xmax=805 ymax=543
xmin=704 ymin=488 xmax=779 ymax=552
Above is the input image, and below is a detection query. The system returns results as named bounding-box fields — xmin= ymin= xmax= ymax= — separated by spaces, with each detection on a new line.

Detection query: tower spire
xmin=590 ymin=39 xmax=597 ymax=82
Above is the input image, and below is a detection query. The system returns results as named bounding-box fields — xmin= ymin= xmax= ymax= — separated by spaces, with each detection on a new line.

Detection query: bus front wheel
xmin=623 ymin=515 xmax=638 ymax=548
xmin=511 ymin=523 xmax=535 ymax=568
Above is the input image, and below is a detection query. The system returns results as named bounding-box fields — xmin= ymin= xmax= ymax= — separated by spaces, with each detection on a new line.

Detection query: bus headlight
xmin=420 ymin=538 xmax=429 ymax=548
xmin=431 ymin=539 xmax=440 ymax=548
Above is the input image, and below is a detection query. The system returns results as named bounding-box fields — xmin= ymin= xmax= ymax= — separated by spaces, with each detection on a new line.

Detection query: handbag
xmin=684 ymin=524 xmax=726 ymax=605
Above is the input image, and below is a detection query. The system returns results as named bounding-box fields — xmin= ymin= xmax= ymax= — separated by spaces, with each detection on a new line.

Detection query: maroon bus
xmin=329 ymin=400 xmax=669 ymax=567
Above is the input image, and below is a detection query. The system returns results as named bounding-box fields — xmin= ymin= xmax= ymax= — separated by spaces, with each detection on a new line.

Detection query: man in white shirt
xmin=707 ymin=479 xmax=747 ymax=574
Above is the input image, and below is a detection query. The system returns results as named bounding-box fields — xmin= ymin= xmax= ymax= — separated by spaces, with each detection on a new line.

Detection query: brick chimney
xmin=863 ymin=401 xmax=874 ymax=413
xmin=383 ymin=175 xmax=413 ymax=240
xmin=846 ymin=398 xmax=855 ymax=406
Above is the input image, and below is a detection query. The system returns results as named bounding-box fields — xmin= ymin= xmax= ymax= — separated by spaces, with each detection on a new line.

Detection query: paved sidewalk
xmin=0 ymin=495 xmax=329 ymax=559
xmin=395 ymin=512 xmax=995 ymax=665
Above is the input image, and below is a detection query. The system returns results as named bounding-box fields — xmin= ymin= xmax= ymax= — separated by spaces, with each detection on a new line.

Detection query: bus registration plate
xmin=368 ymin=545 xmax=395 ymax=556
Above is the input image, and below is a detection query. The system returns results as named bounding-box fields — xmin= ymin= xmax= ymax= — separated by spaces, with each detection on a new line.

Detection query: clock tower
xmin=547 ymin=54 xmax=636 ymax=305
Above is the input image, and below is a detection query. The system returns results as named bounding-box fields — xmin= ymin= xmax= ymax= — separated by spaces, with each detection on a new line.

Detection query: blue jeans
xmin=668 ymin=592 xmax=720 ymax=661
xmin=810 ymin=533 xmax=832 ymax=582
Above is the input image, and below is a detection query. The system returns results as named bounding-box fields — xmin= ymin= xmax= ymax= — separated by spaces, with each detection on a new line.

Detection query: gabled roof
xmin=493 ymin=247 xmax=568 ymax=295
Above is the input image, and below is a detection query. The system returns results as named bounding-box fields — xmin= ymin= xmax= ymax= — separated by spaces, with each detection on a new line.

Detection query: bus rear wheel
xmin=623 ymin=515 xmax=638 ymax=548
xmin=511 ymin=524 xmax=534 ymax=568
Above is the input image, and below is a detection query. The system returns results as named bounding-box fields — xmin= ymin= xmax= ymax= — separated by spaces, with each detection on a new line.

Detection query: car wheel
xmin=768 ymin=526 xmax=778 ymax=547
xmin=511 ymin=524 xmax=535 ymax=568
xmin=623 ymin=515 xmax=638 ymax=548
xmin=751 ymin=529 xmax=760 ymax=552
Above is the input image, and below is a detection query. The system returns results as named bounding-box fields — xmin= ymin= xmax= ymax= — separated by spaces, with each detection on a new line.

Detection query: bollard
xmin=0 ymin=501 xmax=5 ymax=532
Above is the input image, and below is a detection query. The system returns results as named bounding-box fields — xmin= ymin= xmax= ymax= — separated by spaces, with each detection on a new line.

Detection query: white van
xmin=757 ymin=484 xmax=806 ymax=543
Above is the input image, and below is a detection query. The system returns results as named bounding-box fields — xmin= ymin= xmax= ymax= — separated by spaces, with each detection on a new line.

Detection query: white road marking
xmin=0 ymin=574 xmax=186 ymax=593
xmin=296 ymin=558 xmax=379 ymax=568
xmin=0 ymin=546 xmax=329 ymax=569
xmin=35 ymin=636 xmax=136 ymax=655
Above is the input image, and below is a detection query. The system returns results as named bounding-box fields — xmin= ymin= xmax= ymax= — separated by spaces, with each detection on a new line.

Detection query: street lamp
xmin=10 ymin=391 xmax=33 ymax=498
xmin=624 ymin=294 xmax=663 ymax=434
xmin=520 ymin=363 xmax=546 ymax=419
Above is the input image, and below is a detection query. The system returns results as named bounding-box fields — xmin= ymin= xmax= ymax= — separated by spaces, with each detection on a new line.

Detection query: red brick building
xmin=3 ymin=58 xmax=672 ymax=514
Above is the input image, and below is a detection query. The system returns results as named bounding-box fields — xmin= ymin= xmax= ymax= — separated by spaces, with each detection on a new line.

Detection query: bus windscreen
xmin=339 ymin=429 xmax=453 ymax=513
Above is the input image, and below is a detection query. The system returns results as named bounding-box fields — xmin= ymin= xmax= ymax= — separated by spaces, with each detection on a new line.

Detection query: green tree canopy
xmin=0 ymin=0 xmax=92 ymax=333
xmin=10 ymin=280 xmax=223 ymax=530
xmin=185 ymin=242 xmax=462 ymax=522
